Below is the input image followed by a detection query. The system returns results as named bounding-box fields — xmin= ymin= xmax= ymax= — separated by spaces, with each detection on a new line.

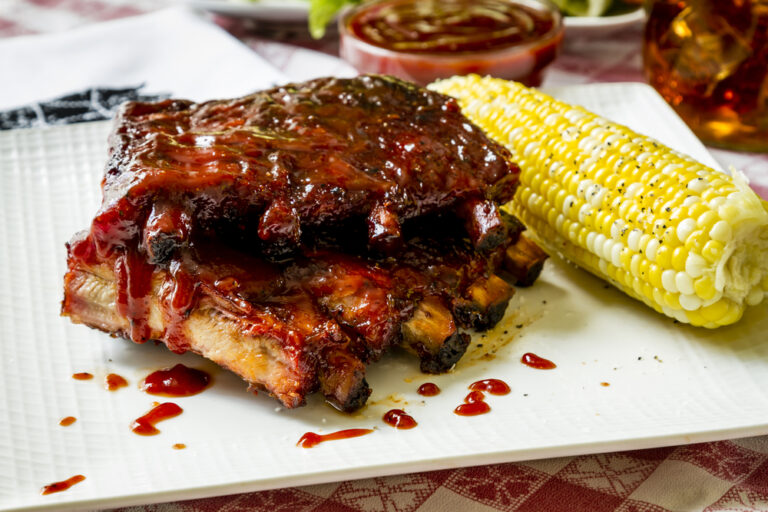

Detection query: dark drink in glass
xmin=643 ymin=0 xmax=768 ymax=152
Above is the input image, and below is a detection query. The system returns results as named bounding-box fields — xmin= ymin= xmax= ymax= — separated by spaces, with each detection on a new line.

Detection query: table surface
xmin=2 ymin=2 xmax=768 ymax=511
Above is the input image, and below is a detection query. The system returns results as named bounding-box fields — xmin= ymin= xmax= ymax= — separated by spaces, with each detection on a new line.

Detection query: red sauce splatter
xmin=469 ymin=378 xmax=510 ymax=395
xmin=297 ymin=428 xmax=374 ymax=448
xmin=521 ymin=352 xmax=557 ymax=369
xmin=72 ymin=372 xmax=93 ymax=380
xmin=141 ymin=364 xmax=211 ymax=397
xmin=383 ymin=409 xmax=417 ymax=429
xmin=454 ymin=401 xmax=491 ymax=416
xmin=464 ymin=390 xmax=485 ymax=403
xmin=417 ymin=382 xmax=440 ymax=396
xmin=41 ymin=475 xmax=85 ymax=495
xmin=454 ymin=388 xmax=493 ymax=416
xmin=172 ymin=443 xmax=187 ymax=450
xmin=105 ymin=373 xmax=128 ymax=391
xmin=453 ymin=378 xmax=511 ymax=416
xmin=59 ymin=416 xmax=76 ymax=427
xmin=601 ymin=382 xmax=610 ymax=387
xmin=131 ymin=402 xmax=183 ymax=436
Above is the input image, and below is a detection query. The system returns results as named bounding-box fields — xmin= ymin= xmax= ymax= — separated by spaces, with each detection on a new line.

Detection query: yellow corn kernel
xmin=671 ymin=247 xmax=688 ymax=272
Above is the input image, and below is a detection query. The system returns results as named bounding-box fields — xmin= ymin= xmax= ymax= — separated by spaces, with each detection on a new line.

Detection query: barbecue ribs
xmin=63 ymin=219 xmax=545 ymax=411
xmin=62 ymin=75 xmax=547 ymax=411
xmin=92 ymin=75 xmax=519 ymax=261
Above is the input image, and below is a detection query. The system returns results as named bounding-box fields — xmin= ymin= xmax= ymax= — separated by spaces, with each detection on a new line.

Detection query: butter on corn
xmin=430 ymin=75 xmax=768 ymax=328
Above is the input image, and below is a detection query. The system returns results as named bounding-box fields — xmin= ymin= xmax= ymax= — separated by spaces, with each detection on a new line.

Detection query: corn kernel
xmin=664 ymin=291 xmax=681 ymax=310
xmin=656 ymin=245 xmax=672 ymax=268
xmin=672 ymin=247 xmax=688 ymax=271
xmin=684 ymin=230 xmax=707 ymax=252
xmin=694 ymin=276 xmax=717 ymax=301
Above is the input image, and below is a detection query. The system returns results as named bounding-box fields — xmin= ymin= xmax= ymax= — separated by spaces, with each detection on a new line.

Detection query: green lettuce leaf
xmin=309 ymin=0 xmax=361 ymax=39
xmin=550 ymin=0 xmax=614 ymax=17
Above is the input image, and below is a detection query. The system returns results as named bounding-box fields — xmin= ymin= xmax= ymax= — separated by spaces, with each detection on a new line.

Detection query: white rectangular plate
xmin=1 ymin=83 xmax=767 ymax=511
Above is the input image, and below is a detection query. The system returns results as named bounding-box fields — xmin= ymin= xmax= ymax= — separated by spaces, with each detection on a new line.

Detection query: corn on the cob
xmin=430 ymin=75 xmax=768 ymax=328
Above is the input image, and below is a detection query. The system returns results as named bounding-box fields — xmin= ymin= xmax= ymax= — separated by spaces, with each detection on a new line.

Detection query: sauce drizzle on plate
xmin=521 ymin=352 xmax=557 ymax=369
xmin=141 ymin=364 xmax=210 ymax=397
xmin=297 ymin=428 xmax=374 ymax=448
xmin=131 ymin=402 xmax=183 ymax=436
xmin=41 ymin=475 xmax=85 ymax=495
xmin=383 ymin=409 xmax=418 ymax=429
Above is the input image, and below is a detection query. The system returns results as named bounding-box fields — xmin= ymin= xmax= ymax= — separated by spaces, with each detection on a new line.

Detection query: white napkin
xmin=0 ymin=6 xmax=287 ymax=110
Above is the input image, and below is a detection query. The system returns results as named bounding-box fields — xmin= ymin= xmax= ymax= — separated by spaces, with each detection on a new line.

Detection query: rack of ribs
xmin=92 ymin=74 xmax=519 ymax=261
xmin=62 ymin=75 xmax=547 ymax=412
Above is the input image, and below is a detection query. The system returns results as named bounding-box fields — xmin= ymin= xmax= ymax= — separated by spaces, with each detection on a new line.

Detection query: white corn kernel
xmin=611 ymin=243 xmax=623 ymax=267
xmin=685 ymin=253 xmax=707 ymax=278
xmin=709 ymin=221 xmax=732 ymax=243
xmin=676 ymin=218 xmax=697 ymax=244
xmin=662 ymin=270 xmax=678 ymax=293
xmin=675 ymin=272 xmax=695 ymax=296
xmin=679 ymin=293 xmax=702 ymax=311
xmin=645 ymin=239 xmax=660 ymax=262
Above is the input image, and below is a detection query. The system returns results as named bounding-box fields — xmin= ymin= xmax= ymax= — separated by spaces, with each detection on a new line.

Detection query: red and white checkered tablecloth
xmin=3 ymin=2 xmax=768 ymax=511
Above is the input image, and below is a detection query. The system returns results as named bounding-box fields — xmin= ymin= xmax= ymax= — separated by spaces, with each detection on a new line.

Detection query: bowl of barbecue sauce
xmin=340 ymin=0 xmax=564 ymax=86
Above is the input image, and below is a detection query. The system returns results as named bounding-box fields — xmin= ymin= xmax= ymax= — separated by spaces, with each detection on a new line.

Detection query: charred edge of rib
xmin=318 ymin=348 xmax=371 ymax=412
xmin=504 ymin=233 xmax=549 ymax=287
xmin=401 ymin=297 xmax=469 ymax=373
xmin=143 ymin=203 xmax=192 ymax=265
xmin=452 ymin=275 xmax=514 ymax=331
xmin=489 ymin=171 xmax=520 ymax=204
xmin=499 ymin=210 xmax=526 ymax=245
xmin=418 ymin=332 xmax=471 ymax=374
xmin=146 ymin=234 xmax=182 ymax=266
xmin=459 ymin=198 xmax=507 ymax=252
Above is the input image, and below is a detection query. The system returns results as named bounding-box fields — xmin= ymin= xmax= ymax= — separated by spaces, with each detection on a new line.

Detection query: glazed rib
xmin=62 ymin=76 xmax=548 ymax=411
xmin=92 ymin=75 xmax=519 ymax=261
xmin=63 ymin=220 xmax=534 ymax=410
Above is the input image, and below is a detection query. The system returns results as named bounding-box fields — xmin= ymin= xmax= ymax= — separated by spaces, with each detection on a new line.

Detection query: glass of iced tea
xmin=643 ymin=0 xmax=768 ymax=152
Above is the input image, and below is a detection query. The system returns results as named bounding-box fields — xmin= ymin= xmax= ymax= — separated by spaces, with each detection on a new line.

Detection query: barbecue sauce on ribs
xmin=62 ymin=76 xmax=545 ymax=412
xmin=91 ymin=75 xmax=518 ymax=262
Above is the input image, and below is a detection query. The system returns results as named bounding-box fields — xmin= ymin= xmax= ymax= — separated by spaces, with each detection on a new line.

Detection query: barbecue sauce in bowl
xmin=340 ymin=0 xmax=563 ymax=86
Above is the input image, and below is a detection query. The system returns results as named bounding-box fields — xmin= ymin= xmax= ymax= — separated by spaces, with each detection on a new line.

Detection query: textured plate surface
xmin=1 ymin=83 xmax=767 ymax=511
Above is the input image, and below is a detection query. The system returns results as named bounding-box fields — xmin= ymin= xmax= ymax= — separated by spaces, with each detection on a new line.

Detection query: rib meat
xmin=62 ymin=76 xmax=547 ymax=412
xmin=63 ymin=220 xmax=525 ymax=411
xmin=92 ymin=75 xmax=519 ymax=261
